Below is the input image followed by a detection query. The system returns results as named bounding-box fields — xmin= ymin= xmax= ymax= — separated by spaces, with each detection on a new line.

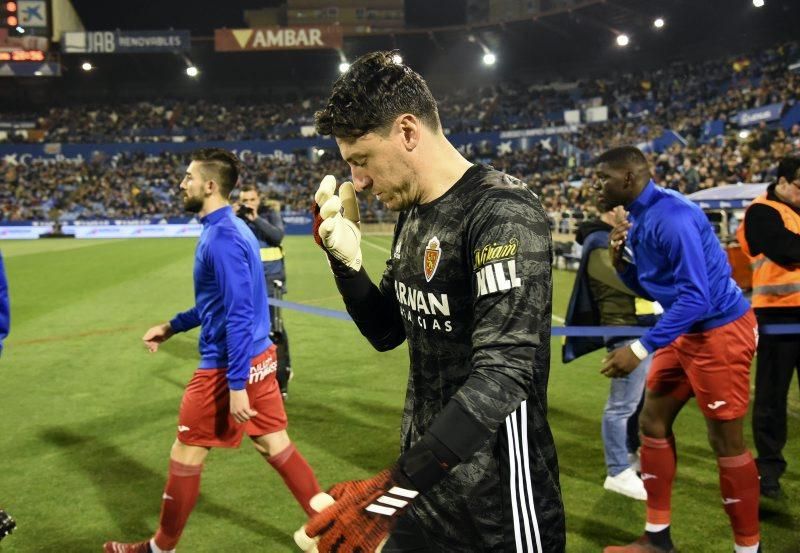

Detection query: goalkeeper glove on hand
xmin=295 ymin=469 xmax=417 ymax=553
xmin=294 ymin=402 xmax=485 ymax=552
xmin=294 ymin=431 xmax=456 ymax=553
xmin=312 ymin=175 xmax=362 ymax=274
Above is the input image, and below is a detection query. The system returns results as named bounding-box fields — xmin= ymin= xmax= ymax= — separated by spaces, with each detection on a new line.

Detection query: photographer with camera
xmin=235 ymin=185 xmax=293 ymax=399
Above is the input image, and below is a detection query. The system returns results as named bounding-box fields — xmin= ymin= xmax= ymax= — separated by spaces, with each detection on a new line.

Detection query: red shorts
xmin=647 ymin=310 xmax=757 ymax=420
xmin=177 ymin=345 xmax=287 ymax=448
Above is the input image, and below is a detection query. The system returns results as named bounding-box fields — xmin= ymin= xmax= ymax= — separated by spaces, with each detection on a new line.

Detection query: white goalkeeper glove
xmin=313 ymin=175 xmax=362 ymax=273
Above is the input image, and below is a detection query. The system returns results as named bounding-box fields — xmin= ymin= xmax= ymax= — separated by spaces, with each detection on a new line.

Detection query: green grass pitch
xmin=0 ymin=236 xmax=797 ymax=552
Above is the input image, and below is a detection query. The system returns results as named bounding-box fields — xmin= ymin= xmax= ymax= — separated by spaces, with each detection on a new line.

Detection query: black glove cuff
xmin=328 ymin=255 xmax=357 ymax=278
xmin=396 ymin=437 xmax=448 ymax=493
xmin=396 ymin=400 xmax=493 ymax=493
xmin=334 ymin=267 xmax=373 ymax=299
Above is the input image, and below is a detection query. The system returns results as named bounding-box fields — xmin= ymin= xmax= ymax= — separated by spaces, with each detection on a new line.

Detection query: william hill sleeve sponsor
xmin=214 ymin=27 xmax=343 ymax=51
xmin=473 ymin=238 xmax=522 ymax=298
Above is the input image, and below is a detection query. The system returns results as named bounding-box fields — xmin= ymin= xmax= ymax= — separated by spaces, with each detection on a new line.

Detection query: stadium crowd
xmin=0 ymin=41 xmax=798 ymax=225
xmin=2 ymin=42 xmax=796 ymax=143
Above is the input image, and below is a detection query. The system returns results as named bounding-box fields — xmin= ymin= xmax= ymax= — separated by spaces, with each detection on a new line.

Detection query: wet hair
xmin=315 ymin=50 xmax=440 ymax=139
xmin=191 ymin=148 xmax=240 ymax=198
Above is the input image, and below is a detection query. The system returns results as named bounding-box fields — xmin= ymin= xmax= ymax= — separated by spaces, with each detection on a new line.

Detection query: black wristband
xmin=427 ymin=399 xmax=492 ymax=462
xmin=396 ymin=436 xmax=449 ymax=493
xmin=396 ymin=400 xmax=492 ymax=493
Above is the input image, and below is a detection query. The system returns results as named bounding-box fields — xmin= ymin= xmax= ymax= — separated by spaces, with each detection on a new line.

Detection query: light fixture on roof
xmin=186 ymin=65 xmax=199 ymax=77
xmin=653 ymin=17 xmax=665 ymax=29
xmin=337 ymin=48 xmax=350 ymax=74
xmin=468 ymin=34 xmax=497 ymax=67
xmin=752 ymin=0 xmax=765 ymax=7
xmin=391 ymin=53 xmax=402 ymax=64
xmin=81 ymin=61 xmax=93 ymax=71
xmin=616 ymin=34 xmax=630 ymax=47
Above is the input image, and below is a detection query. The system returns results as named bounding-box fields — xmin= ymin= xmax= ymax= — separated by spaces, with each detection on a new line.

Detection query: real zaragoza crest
xmin=424 ymin=237 xmax=441 ymax=282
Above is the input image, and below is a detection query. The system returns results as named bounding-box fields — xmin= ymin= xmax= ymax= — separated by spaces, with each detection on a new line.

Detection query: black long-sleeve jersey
xmin=338 ymin=164 xmax=565 ymax=552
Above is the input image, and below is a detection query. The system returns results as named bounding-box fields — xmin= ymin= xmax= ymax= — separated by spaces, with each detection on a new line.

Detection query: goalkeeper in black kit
xmin=295 ymin=51 xmax=565 ymax=553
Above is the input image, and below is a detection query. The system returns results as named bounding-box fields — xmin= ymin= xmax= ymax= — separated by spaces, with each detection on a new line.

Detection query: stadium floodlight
xmin=653 ymin=17 xmax=665 ymax=29
xmin=81 ymin=62 xmax=93 ymax=71
xmin=16 ymin=26 xmax=23 ymax=33
xmin=338 ymin=61 xmax=350 ymax=73
xmin=616 ymin=34 xmax=630 ymax=47
xmin=392 ymin=53 xmax=403 ymax=64
xmin=186 ymin=65 xmax=199 ymax=77
xmin=752 ymin=0 xmax=764 ymax=7
xmin=482 ymin=52 xmax=496 ymax=66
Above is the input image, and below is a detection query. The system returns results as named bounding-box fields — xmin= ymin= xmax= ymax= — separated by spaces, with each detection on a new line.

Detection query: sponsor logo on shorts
xmin=249 ymin=355 xmax=277 ymax=384
xmin=640 ymin=473 xmax=657 ymax=481
xmin=722 ymin=497 xmax=741 ymax=505
xmin=707 ymin=400 xmax=727 ymax=410
xmin=163 ymin=493 xmax=174 ymax=501
xmin=177 ymin=425 xmax=191 ymax=432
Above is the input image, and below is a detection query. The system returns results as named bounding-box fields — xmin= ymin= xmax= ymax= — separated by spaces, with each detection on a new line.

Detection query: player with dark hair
xmin=595 ymin=146 xmax=760 ymax=553
xmin=295 ymin=51 xmax=565 ymax=552
xmin=104 ymin=148 xmax=321 ymax=553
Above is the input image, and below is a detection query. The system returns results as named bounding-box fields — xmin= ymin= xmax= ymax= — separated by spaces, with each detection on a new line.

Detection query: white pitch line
xmin=361 ymin=238 xmax=391 ymax=254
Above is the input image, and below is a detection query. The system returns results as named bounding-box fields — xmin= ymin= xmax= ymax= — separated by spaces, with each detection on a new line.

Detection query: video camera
xmin=236 ymin=204 xmax=255 ymax=220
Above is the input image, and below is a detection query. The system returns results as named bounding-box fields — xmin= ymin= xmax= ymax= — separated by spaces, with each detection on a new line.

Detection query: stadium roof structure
xmin=687 ymin=183 xmax=769 ymax=210
xmin=2 ymin=0 xmax=798 ymax=106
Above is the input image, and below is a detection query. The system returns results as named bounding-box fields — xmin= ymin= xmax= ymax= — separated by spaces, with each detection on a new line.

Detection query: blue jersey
xmin=618 ymin=180 xmax=750 ymax=353
xmin=0 ymin=250 xmax=8 ymax=356
xmin=170 ymin=206 xmax=272 ymax=390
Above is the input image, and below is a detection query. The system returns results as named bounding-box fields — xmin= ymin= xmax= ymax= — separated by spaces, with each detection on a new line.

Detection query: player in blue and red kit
xmin=596 ymin=147 xmax=760 ymax=553
xmin=0 ymin=250 xmax=9 ymax=358
xmin=0 ymin=249 xmax=17 ymax=543
xmin=104 ymin=148 xmax=320 ymax=553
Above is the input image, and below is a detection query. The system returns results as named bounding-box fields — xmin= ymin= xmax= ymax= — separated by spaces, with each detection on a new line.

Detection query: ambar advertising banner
xmin=214 ymin=26 xmax=343 ymax=52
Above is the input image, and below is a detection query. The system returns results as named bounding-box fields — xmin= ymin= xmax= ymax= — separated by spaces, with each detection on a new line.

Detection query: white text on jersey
xmin=394 ymin=281 xmax=450 ymax=316
xmin=475 ymin=260 xmax=522 ymax=298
